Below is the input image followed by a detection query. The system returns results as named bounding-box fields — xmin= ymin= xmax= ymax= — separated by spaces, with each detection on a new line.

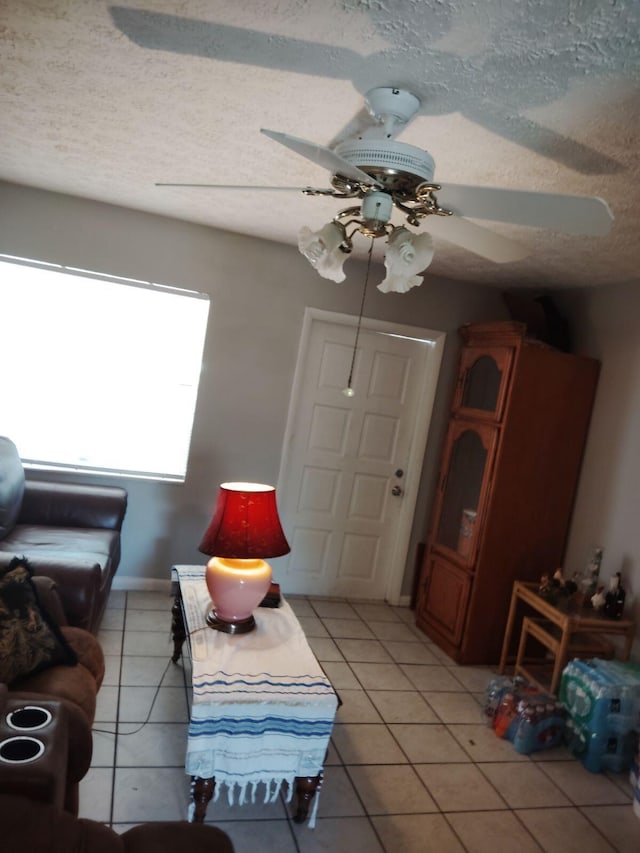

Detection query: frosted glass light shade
xmin=298 ymin=222 xmax=349 ymax=282
xmin=377 ymin=226 xmax=434 ymax=293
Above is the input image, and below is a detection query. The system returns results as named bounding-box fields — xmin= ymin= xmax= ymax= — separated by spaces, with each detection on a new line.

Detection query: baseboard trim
xmin=112 ymin=577 xmax=173 ymax=593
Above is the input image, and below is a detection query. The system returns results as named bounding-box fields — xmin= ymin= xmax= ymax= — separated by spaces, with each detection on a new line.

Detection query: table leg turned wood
xmin=171 ymin=590 xmax=187 ymax=663
xmin=293 ymin=774 xmax=322 ymax=823
xmin=190 ymin=776 xmax=215 ymax=822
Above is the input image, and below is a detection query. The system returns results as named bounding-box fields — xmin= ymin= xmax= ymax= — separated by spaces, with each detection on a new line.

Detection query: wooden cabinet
xmin=415 ymin=321 xmax=600 ymax=664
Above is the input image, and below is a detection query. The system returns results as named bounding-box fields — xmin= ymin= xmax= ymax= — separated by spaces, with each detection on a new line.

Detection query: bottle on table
xmin=604 ymin=572 xmax=626 ymax=619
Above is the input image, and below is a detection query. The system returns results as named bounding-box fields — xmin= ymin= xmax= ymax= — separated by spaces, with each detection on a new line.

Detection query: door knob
xmin=391 ymin=485 xmax=403 ymax=496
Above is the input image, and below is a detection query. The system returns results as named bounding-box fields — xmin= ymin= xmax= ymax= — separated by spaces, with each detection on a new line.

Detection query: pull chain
xmin=343 ymin=237 xmax=375 ymax=397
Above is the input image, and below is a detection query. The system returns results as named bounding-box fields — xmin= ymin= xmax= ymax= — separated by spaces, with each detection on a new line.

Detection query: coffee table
xmin=171 ymin=565 xmax=338 ymax=827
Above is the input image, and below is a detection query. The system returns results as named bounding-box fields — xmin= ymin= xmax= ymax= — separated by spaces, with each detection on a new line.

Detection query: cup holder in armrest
xmin=6 ymin=706 xmax=53 ymax=732
xmin=0 ymin=736 xmax=45 ymax=764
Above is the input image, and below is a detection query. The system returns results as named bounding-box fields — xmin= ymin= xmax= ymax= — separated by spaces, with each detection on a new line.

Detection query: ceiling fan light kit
xmin=158 ymin=86 xmax=614 ymax=293
xmin=298 ymin=221 xmax=350 ymax=283
xmin=378 ymin=227 xmax=435 ymax=294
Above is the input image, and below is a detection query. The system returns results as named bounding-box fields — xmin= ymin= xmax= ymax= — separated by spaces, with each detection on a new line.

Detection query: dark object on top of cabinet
xmin=415 ymin=321 xmax=599 ymax=665
xmin=503 ymin=291 xmax=572 ymax=352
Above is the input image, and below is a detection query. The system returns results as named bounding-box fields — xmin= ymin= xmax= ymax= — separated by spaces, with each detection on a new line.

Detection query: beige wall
xmin=0 ymin=181 xmax=508 ymax=597
xmin=557 ymin=283 xmax=640 ymax=655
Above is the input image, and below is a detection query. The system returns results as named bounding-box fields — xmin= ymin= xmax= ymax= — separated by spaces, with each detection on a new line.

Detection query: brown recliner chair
xmin=3 ymin=576 xmax=105 ymax=813
xmin=9 ymin=575 xmax=104 ymax=726
xmin=0 ymin=795 xmax=235 ymax=853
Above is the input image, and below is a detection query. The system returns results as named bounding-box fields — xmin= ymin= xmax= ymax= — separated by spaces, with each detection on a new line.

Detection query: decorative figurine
xmin=539 ymin=568 xmax=575 ymax=604
xmin=581 ymin=545 xmax=604 ymax=606
xmin=591 ymin=585 xmax=606 ymax=610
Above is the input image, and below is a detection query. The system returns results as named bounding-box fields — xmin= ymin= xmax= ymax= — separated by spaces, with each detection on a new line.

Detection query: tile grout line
xmin=109 ymin=589 xmax=127 ymax=827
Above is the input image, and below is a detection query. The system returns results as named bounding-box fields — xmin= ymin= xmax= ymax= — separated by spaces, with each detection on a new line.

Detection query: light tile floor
xmin=82 ymin=589 xmax=639 ymax=852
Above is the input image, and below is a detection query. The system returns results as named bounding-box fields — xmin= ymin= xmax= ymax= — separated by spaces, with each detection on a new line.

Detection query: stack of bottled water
xmin=631 ymin=740 xmax=640 ymax=819
xmin=483 ymin=676 xmax=566 ymax=754
xmin=559 ymin=658 xmax=640 ymax=774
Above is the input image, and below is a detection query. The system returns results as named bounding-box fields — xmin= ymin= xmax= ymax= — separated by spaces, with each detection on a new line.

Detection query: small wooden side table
xmin=499 ymin=581 xmax=635 ymax=696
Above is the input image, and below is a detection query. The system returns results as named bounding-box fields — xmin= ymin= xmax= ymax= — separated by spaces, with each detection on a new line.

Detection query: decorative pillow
xmin=0 ymin=557 xmax=78 ymax=684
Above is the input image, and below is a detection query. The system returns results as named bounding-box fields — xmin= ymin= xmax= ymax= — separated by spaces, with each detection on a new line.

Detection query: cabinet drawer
xmin=420 ymin=555 xmax=472 ymax=647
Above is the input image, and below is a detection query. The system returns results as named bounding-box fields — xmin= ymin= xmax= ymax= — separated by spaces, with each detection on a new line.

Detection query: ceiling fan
xmin=157 ymin=87 xmax=614 ymax=291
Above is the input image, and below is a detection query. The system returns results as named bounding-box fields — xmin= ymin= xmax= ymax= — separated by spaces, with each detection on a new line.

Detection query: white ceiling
xmin=1 ymin=1 xmax=639 ymax=289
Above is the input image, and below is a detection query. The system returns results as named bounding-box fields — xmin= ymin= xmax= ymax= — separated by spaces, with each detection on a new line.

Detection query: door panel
xmin=421 ymin=555 xmax=472 ymax=647
xmin=308 ymin=405 xmax=351 ymax=454
xmin=453 ymin=346 xmax=515 ymax=422
xmin=429 ymin=420 xmax=499 ymax=567
xmin=348 ymin=473 xmax=388 ymax=521
xmin=358 ymin=413 xmax=399 ymax=460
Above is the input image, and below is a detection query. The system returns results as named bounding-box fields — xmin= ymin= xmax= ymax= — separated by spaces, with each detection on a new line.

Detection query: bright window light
xmin=0 ymin=255 xmax=210 ymax=481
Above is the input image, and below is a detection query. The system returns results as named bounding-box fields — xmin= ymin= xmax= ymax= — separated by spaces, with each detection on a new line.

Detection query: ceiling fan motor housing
xmin=335 ymin=140 xmax=436 ymax=190
xmin=364 ymin=87 xmax=421 ymax=126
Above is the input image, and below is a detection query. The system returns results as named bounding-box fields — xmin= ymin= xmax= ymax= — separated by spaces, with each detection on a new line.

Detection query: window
xmin=0 ymin=254 xmax=210 ymax=481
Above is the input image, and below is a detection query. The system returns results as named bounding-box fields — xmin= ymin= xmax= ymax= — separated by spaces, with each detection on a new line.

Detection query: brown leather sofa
xmin=0 ymin=437 xmax=127 ymax=633
xmin=0 ymin=795 xmax=235 ymax=853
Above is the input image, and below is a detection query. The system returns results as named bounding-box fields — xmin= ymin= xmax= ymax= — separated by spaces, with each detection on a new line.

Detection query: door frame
xmin=277 ymin=307 xmax=446 ymax=606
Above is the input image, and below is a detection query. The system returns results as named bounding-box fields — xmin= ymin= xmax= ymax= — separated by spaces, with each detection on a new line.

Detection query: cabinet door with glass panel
xmin=452 ymin=346 xmax=515 ymax=422
xmin=429 ymin=419 xmax=499 ymax=567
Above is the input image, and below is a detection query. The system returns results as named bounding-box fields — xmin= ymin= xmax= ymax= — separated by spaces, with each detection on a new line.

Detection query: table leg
xmin=171 ymin=590 xmax=187 ymax=663
xmin=551 ymin=627 xmax=571 ymax=696
xmin=622 ymin=628 xmax=634 ymax=661
xmin=499 ymin=585 xmax=519 ymax=674
xmin=293 ymin=774 xmax=322 ymax=823
xmin=190 ymin=776 xmax=215 ymax=822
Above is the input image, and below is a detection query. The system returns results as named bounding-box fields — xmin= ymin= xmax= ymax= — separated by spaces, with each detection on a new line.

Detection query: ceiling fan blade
xmin=437 ymin=184 xmax=614 ymax=236
xmin=155 ymin=183 xmax=306 ymax=190
xmin=425 ymin=215 xmax=530 ymax=264
xmin=260 ymin=129 xmax=379 ymax=186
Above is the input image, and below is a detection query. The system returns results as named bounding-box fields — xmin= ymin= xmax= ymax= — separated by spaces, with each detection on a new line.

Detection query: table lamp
xmin=198 ymin=482 xmax=290 ymax=634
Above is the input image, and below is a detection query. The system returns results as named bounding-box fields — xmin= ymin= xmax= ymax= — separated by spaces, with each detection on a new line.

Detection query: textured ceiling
xmin=1 ymin=1 xmax=639 ymax=288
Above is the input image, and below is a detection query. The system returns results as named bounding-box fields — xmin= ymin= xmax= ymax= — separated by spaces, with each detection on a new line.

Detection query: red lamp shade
xmin=199 ymin=482 xmax=290 ymax=633
xmin=199 ymin=482 xmax=290 ymax=559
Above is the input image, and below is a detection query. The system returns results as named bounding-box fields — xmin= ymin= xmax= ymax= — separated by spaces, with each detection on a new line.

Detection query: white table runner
xmin=174 ymin=565 xmax=338 ymax=825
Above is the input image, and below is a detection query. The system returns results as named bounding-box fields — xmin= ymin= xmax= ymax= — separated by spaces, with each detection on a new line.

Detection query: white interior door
xmin=275 ymin=308 xmax=445 ymax=603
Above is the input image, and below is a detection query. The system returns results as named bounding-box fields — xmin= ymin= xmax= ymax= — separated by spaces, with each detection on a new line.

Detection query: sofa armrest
xmin=31 ymin=575 xmax=69 ymax=627
xmin=19 ymin=481 xmax=128 ymax=531
xmin=26 ymin=560 xmax=103 ymax=633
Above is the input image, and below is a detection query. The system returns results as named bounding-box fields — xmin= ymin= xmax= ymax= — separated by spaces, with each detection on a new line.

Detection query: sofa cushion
xmin=0 ymin=437 xmax=25 ymax=541
xmin=0 ymin=557 xmax=77 ymax=685
xmin=13 ymin=660 xmax=98 ymax=725
xmin=0 ymin=525 xmax=120 ymax=578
